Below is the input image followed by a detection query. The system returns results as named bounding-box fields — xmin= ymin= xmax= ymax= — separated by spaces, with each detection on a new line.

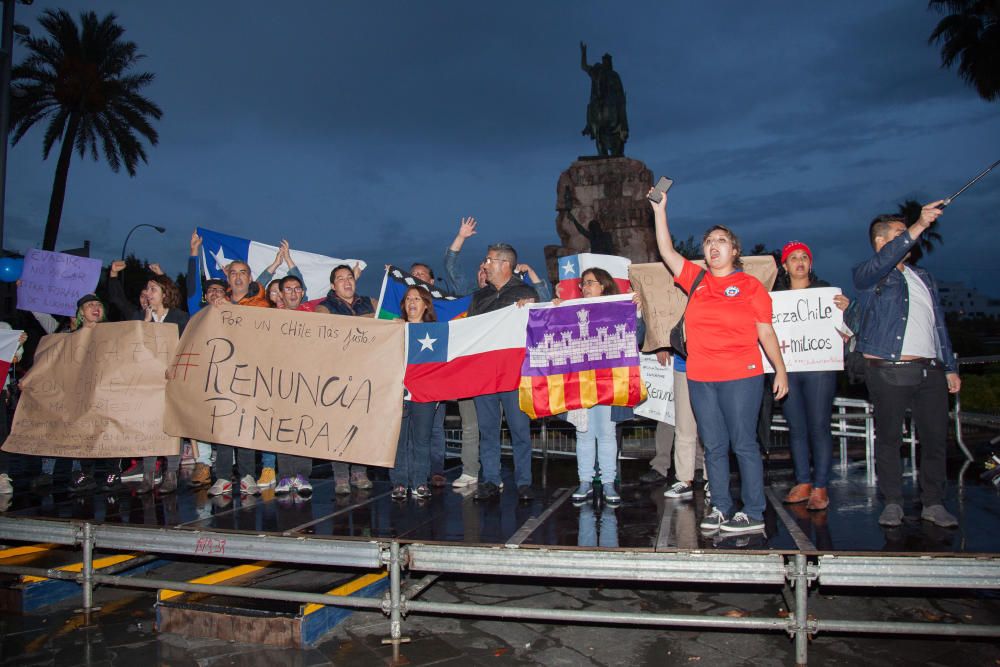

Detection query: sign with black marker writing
xmin=763 ymin=287 xmax=845 ymax=372
xmin=3 ymin=321 xmax=180 ymax=457
xmin=163 ymin=305 xmax=405 ymax=466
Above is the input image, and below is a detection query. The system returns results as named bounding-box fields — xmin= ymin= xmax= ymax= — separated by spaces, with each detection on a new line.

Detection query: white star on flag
xmin=417 ymin=333 xmax=437 ymax=351
xmin=210 ymin=246 xmax=233 ymax=272
xmin=561 ymin=260 xmax=575 ymax=276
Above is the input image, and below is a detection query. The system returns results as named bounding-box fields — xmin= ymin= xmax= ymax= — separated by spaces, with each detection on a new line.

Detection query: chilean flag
xmin=556 ymin=253 xmax=632 ymax=300
xmin=0 ymin=329 xmax=22 ymax=387
xmin=404 ymin=305 xmax=529 ymax=402
xmin=196 ymin=227 xmax=366 ymax=306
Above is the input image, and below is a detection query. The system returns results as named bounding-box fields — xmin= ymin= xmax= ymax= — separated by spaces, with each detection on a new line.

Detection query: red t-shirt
xmin=674 ymin=259 xmax=772 ymax=382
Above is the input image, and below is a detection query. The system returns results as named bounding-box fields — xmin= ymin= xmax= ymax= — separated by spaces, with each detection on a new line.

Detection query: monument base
xmin=545 ymin=157 xmax=658 ymax=285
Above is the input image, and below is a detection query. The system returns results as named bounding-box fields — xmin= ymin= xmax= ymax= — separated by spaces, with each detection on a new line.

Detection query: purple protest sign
xmin=522 ymin=295 xmax=640 ymax=377
xmin=16 ymin=249 xmax=103 ymax=317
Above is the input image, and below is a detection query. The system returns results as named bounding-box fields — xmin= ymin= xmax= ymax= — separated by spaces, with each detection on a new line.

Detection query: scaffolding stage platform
xmin=0 ymin=460 xmax=998 ymax=665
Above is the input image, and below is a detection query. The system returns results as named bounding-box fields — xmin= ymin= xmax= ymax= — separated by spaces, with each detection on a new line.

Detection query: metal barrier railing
xmin=0 ymin=515 xmax=999 ymax=666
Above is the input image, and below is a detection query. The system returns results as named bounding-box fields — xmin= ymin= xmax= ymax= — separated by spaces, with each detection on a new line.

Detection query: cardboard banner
xmin=634 ymin=352 xmax=675 ymax=424
xmin=16 ymin=249 xmax=103 ymax=316
xmin=163 ymin=306 xmax=405 ymax=466
xmin=763 ymin=287 xmax=845 ymax=373
xmin=629 ymin=257 xmax=778 ymax=352
xmin=3 ymin=321 xmax=180 ymax=458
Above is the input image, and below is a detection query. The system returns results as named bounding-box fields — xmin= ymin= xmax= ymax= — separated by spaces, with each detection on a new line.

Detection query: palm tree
xmin=928 ymin=0 xmax=1000 ymax=102
xmin=897 ymin=199 xmax=943 ymax=264
xmin=10 ymin=10 xmax=162 ymax=251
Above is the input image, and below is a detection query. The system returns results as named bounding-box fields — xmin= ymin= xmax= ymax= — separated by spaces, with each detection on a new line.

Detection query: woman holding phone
xmin=649 ymin=190 xmax=788 ymax=535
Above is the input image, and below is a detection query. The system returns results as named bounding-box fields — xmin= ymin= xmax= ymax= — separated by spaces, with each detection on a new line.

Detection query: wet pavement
xmin=0 ymin=450 xmax=998 ymax=665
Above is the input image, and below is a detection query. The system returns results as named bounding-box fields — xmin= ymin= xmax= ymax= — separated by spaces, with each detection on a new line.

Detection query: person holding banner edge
xmin=391 ymin=286 xmax=440 ymax=500
xmin=650 ymin=189 xmax=788 ymax=535
xmin=773 ymin=241 xmax=849 ymax=511
xmin=109 ymin=264 xmax=189 ymax=494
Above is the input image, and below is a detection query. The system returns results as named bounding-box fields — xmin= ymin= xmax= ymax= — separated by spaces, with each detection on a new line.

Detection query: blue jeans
xmin=575 ymin=404 xmax=617 ymax=484
xmin=688 ymin=375 xmax=766 ymax=520
xmin=428 ymin=402 xmax=447 ymax=475
xmin=474 ymin=390 xmax=532 ymax=488
xmin=783 ymin=371 xmax=837 ymax=488
xmin=261 ymin=452 xmax=275 ymax=470
xmin=390 ymin=401 xmax=437 ymax=488
xmin=578 ymin=504 xmax=619 ymax=548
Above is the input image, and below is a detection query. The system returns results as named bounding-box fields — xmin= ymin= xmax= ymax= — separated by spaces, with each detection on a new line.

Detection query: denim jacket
xmin=850 ymin=231 xmax=956 ymax=372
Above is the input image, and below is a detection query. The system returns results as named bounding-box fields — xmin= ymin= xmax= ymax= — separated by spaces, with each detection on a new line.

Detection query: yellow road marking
xmin=22 ymin=554 xmax=138 ymax=583
xmin=303 ymin=572 xmax=388 ymax=615
xmin=0 ymin=544 xmax=55 ymax=559
xmin=158 ymin=562 xmax=269 ymax=601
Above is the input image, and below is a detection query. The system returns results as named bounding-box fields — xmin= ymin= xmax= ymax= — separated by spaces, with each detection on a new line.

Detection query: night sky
xmin=7 ymin=2 xmax=1000 ymax=298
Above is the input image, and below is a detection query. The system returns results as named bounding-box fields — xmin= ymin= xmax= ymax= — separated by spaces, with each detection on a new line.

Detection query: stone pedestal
xmin=544 ymin=157 xmax=658 ymax=284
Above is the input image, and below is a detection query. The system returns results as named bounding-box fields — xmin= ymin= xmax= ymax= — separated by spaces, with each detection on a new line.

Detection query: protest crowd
xmin=0 ymin=191 xmax=963 ymax=535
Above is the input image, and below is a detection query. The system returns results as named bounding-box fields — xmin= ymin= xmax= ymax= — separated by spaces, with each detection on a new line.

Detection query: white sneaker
xmin=0 ymin=473 xmax=12 ymax=495
xmin=451 ymin=473 xmax=479 ymax=488
xmin=208 ymin=478 xmax=232 ymax=496
xmin=239 ymin=475 xmax=259 ymax=496
xmin=291 ymin=474 xmax=313 ymax=498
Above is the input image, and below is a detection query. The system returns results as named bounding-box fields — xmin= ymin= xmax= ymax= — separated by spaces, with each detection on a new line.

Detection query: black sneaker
xmin=638 ymin=469 xmax=668 ymax=485
xmin=517 ymin=485 xmax=534 ymax=501
xmin=664 ymin=481 xmax=694 ymax=499
xmin=719 ymin=512 xmax=765 ymax=534
xmin=413 ymin=485 xmax=432 ymax=500
xmin=68 ymin=472 xmax=97 ymax=494
xmin=473 ymin=482 xmax=500 ymax=502
xmin=100 ymin=472 xmax=124 ymax=492
xmin=699 ymin=506 xmax=726 ymax=532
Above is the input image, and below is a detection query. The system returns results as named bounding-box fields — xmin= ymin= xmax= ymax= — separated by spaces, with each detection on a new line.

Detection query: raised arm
xmin=580 ymin=41 xmax=590 ymax=72
xmin=648 ymin=191 xmax=684 ymax=276
xmin=444 ymin=217 xmax=477 ymax=295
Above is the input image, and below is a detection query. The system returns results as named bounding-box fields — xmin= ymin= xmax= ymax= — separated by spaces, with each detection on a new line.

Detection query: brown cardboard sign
xmin=3 ymin=321 xmax=181 ymax=458
xmin=163 ymin=305 xmax=405 ymax=466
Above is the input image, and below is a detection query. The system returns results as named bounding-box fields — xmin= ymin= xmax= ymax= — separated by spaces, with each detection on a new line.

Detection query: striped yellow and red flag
xmin=518 ymin=294 xmax=646 ymax=419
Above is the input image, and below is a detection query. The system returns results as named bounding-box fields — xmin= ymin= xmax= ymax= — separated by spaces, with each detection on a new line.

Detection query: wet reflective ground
xmin=2 ymin=456 xmax=998 ymax=555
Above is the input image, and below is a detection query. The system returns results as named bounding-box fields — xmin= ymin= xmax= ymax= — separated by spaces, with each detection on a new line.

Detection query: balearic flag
xmin=404 ymin=305 xmax=529 ymax=402
xmin=519 ymin=294 xmax=646 ymax=419
xmin=375 ymin=266 xmax=471 ymax=321
xmin=196 ymin=228 xmax=366 ymax=306
xmin=556 ymin=253 xmax=631 ymax=300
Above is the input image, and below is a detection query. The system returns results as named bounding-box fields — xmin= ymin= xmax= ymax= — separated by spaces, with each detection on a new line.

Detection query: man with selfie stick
xmin=852 ymin=200 xmax=961 ymax=528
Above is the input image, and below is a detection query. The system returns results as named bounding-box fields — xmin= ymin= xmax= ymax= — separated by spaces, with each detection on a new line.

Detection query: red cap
xmin=781 ymin=241 xmax=812 ymax=264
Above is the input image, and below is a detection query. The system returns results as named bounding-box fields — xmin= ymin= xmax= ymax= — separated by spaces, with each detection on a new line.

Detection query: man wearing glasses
xmin=469 ymin=243 xmax=539 ymax=502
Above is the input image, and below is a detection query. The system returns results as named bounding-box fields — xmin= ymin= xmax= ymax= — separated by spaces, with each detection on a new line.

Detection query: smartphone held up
xmin=647 ymin=176 xmax=673 ymax=204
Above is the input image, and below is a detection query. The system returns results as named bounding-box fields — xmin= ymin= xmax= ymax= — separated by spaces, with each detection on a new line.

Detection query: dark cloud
xmin=6 ymin=0 xmax=1000 ymax=302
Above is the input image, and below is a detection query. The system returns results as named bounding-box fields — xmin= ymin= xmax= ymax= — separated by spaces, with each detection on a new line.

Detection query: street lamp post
xmin=120 ymin=223 xmax=166 ymax=261
xmin=120 ymin=223 xmax=166 ymax=290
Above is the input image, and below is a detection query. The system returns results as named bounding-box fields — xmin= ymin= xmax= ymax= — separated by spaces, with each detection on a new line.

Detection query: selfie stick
xmin=939 ymin=158 xmax=1000 ymax=208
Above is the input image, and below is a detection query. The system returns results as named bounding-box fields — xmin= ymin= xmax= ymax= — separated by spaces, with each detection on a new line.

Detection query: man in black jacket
xmin=468 ymin=243 xmax=538 ymax=502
